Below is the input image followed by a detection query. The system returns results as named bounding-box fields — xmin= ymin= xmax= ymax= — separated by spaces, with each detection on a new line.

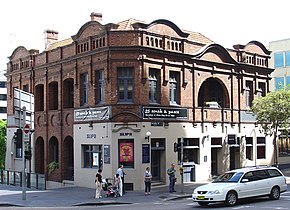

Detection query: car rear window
xmin=267 ymin=169 xmax=282 ymax=177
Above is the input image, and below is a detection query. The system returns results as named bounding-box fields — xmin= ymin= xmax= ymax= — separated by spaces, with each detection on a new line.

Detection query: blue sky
xmin=1 ymin=0 xmax=289 ymax=70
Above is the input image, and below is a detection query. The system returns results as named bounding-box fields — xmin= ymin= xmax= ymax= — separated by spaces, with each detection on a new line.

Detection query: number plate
xmin=197 ymin=196 xmax=205 ymax=200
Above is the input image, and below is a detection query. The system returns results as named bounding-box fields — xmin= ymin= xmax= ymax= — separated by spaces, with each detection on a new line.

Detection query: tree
xmin=251 ymin=88 xmax=290 ymax=166
xmin=0 ymin=120 xmax=6 ymax=169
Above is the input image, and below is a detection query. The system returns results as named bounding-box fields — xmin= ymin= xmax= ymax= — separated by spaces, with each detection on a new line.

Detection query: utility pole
xmin=22 ymin=106 xmax=26 ymax=200
xmin=180 ymin=137 xmax=184 ymax=194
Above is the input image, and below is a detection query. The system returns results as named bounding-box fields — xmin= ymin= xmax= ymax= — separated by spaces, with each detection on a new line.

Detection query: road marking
xmin=232 ymin=206 xmax=254 ymax=209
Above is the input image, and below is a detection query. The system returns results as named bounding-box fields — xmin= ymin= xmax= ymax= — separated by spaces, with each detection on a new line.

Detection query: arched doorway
xmin=63 ymin=136 xmax=74 ymax=180
xmin=49 ymin=137 xmax=59 ymax=163
xmin=35 ymin=137 xmax=44 ymax=174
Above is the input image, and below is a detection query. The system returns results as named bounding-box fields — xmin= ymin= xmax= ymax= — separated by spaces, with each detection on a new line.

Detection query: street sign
xmin=23 ymin=124 xmax=30 ymax=142
xmin=24 ymin=124 xmax=30 ymax=134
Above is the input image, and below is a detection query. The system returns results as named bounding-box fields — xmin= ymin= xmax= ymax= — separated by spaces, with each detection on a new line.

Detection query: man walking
xmin=117 ymin=165 xmax=126 ymax=194
xmin=167 ymin=163 xmax=176 ymax=193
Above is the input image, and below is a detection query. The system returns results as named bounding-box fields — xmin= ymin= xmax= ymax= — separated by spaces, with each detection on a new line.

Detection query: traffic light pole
xmin=180 ymin=137 xmax=184 ymax=194
xmin=22 ymin=106 xmax=26 ymax=200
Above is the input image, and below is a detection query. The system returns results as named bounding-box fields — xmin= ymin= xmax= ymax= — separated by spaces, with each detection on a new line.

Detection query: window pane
xmin=257 ymin=146 xmax=265 ymax=159
xmin=286 ymin=52 xmax=290 ymax=67
xmin=0 ymin=82 xmax=6 ymax=88
xmin=83 ymin=145 xmax=102 ymax=168
xmin=275 ymin=77 xmax=284 ymax=90
xmin=96 ymin=70 xmax=104 ymax=104
xmin=80 ymin=73 xmax=88 ymax=105
xmin=127 ymin=80 xmax=133 ymax=99
xmin=275 ymin=52 xmax=284 ymax=68
xmin=117 ymin=67 xmax=134 ymax=102
xmin=257 ymin=137 xmax=265 ymax=144
xmin=119 ymin=80 xmax=124 ymax=99
xmin=286 ymin=76 xmax=290 ymax=87
xmin=245 ymin=81 xmax=253 ymax=108
xmin=169 ymin=72 xmax=179 ymax=104
xmin=149 ymin=69 xmax=159 ymax=103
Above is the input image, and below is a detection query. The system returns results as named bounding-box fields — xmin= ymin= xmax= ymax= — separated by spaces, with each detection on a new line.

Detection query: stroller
xmin=102 ymin=178 xmax=120 ymax=197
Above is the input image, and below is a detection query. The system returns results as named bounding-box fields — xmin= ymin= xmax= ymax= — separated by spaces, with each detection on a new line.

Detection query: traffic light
xmin=24 ymin=150 xmax=32 ymax=160
xmin=174 ymin=142 xmax=181 ymax=152
xmin=14 ymin=128 xmax=22 ymax=143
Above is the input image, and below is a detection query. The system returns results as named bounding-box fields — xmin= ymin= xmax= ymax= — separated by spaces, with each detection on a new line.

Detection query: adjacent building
xmin=268 ymin=39 xmax=290 ymax=158
xmin=5 ymin=12 xmax=274 ymax=190
xmin=0 ymin=70 xmax=7 ymax=120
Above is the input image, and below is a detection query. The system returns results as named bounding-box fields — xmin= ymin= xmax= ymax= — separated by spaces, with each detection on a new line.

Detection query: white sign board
xmin=13 ymin=88 xmax=34 ymax=127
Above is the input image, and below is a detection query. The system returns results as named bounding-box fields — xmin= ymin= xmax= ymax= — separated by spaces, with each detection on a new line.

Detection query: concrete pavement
xmin=1 ymin=164 xmax=290 ymax=208
xmin=0 ymin=182 xmax=202 ymax=207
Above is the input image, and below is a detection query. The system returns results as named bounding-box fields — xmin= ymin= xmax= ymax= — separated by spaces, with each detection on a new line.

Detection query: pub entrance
xmin=151 ymin=138 xmax=165 ymax=181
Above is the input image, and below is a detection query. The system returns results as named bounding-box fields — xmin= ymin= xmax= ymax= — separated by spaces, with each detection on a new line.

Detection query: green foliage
xmin=251 ymin=88 xmax=290 ymax=136
xmin=48 ymin=161 xmax=59 ymax=174
xmin=0 ymin=120 xmax=7 ymax=169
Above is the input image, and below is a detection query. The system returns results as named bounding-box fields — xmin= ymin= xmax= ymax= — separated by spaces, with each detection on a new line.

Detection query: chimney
xmin=90 ymin=12 xmax=102 ymax=22
xmin=44 ymin=29 xmax=59 ymax=50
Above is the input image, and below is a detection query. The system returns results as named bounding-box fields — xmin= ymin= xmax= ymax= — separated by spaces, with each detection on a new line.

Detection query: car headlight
xmin=207 ymin=190 xmax=221 ymax=195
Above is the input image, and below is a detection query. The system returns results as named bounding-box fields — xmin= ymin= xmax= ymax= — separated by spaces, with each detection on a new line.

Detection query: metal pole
xmin=180 ymin=137 xmax=184 ymax=194
xmin=22 ymin=106 xmax=26 ymax=200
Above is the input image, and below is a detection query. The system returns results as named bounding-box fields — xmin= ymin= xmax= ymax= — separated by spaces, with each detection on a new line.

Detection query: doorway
xmin=150 ymin=138 xmax=165 ymax=181
xmin=151 ymin=150 xmax=161 ymax=180
xmin=230 ymin=146 xmax=240 ymax=170
xmin=211 ymin=148 xmax=218 ymax=176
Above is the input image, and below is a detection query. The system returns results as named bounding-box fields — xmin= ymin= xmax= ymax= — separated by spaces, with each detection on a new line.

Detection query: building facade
xmin=269 ymin=39 xmax=290 ymax=91
xmin=5 ymin=13 xmax=274 ymax=190
xmin=0 ymin=70 xmax=7 ymax=121
xmin=268 ymin=39 xmax=290 ymax=158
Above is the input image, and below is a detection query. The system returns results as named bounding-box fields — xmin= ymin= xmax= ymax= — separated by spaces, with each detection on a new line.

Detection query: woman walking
xmin=144 ymin=167 xmax=152 ymax=195
xmin=95 ymin=169 xmax=103 ymax=199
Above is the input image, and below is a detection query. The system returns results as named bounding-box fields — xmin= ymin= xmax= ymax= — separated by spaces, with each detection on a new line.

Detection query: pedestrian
xmin=117 ymin=165 xmax=126 ymax=194
xmin=114 ymin=173 xmax=122 ymax=196
xmin=167 ymin=163 xmax=176 ymax=193
xmin=95 ymin=169 xmax=103 ymax=199
xmin=144 ymin=167 xmax=152 ymax=195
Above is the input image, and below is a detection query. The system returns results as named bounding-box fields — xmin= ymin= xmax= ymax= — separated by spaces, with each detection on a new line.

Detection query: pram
xmin=102 ymin=178 xmax=120 ymax=197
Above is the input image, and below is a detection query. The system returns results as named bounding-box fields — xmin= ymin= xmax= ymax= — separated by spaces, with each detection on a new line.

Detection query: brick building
xmin=5 ymin=13 xmax=274 ymax=190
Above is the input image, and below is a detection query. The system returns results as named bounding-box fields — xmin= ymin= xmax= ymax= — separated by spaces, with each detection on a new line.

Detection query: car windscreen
xmin=213 ymin=172 xmax=244 ymax=183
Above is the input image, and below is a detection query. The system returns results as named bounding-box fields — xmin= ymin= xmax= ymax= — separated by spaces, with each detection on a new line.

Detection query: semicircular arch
xmin=197 ymin=77 xmax=230 ymax=108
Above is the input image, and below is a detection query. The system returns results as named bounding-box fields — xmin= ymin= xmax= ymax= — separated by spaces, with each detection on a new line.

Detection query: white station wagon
xmin=192 ymin=166 xmax=287 ymax=206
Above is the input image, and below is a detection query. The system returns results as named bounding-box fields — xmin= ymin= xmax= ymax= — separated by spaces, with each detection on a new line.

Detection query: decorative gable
xmin=194 ymin=44 xmax=237 ymax=65
xmin=9 ymin=46 xmax=30 ymax=60
xmin=72 ymin=21 xmax=106 ymax=41
xmin=132 ymin=19 xmax=190 ymax=38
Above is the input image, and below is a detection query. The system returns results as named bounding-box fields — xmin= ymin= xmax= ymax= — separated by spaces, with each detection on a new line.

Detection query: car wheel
xmin=197 ymin=202 xmax=209 ymax=206
xmin=225 ymin=191 xmax=237 ymax=206
xmin=269 ymin=186 xmax=280 ymax=200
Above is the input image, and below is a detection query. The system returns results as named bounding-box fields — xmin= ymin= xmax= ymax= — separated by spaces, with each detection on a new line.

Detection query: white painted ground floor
xmin=73 ymin=121 xmax=274 ymax=190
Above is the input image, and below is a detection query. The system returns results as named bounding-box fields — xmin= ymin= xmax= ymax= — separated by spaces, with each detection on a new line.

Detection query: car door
xmin=252 ymin=170 xmax=270 ymax=196
xmin=238 ymin=171 xmax=256 ymax=198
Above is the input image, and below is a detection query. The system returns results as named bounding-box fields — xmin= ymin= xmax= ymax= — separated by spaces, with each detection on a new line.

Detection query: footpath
xmin=1 ymin=164 xmax=290 ymax=208
xmin=0 ymin=182 xmax=203 ymax=207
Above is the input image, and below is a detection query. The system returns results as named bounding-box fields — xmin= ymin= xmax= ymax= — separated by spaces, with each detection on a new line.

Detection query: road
xmin=2 ymin=186 xmax=290 ymax=210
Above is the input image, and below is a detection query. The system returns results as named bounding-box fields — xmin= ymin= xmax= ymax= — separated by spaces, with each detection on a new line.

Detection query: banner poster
xmin=93 ymin=152 xmax=99 ymax=167
xmin=119 ymin=142 xmax=134 ymax=163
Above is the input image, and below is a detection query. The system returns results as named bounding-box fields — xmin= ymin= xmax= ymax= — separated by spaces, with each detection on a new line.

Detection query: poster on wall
xmin=119 ymin=142 xmax=134 ymax=163
xmin=104 ymin=145 xmax=110 ymax=164
xmin=93 ymin=152 xmax=99 ymax=167
xmin=142 ymin=144 xmax=150 ymax=163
